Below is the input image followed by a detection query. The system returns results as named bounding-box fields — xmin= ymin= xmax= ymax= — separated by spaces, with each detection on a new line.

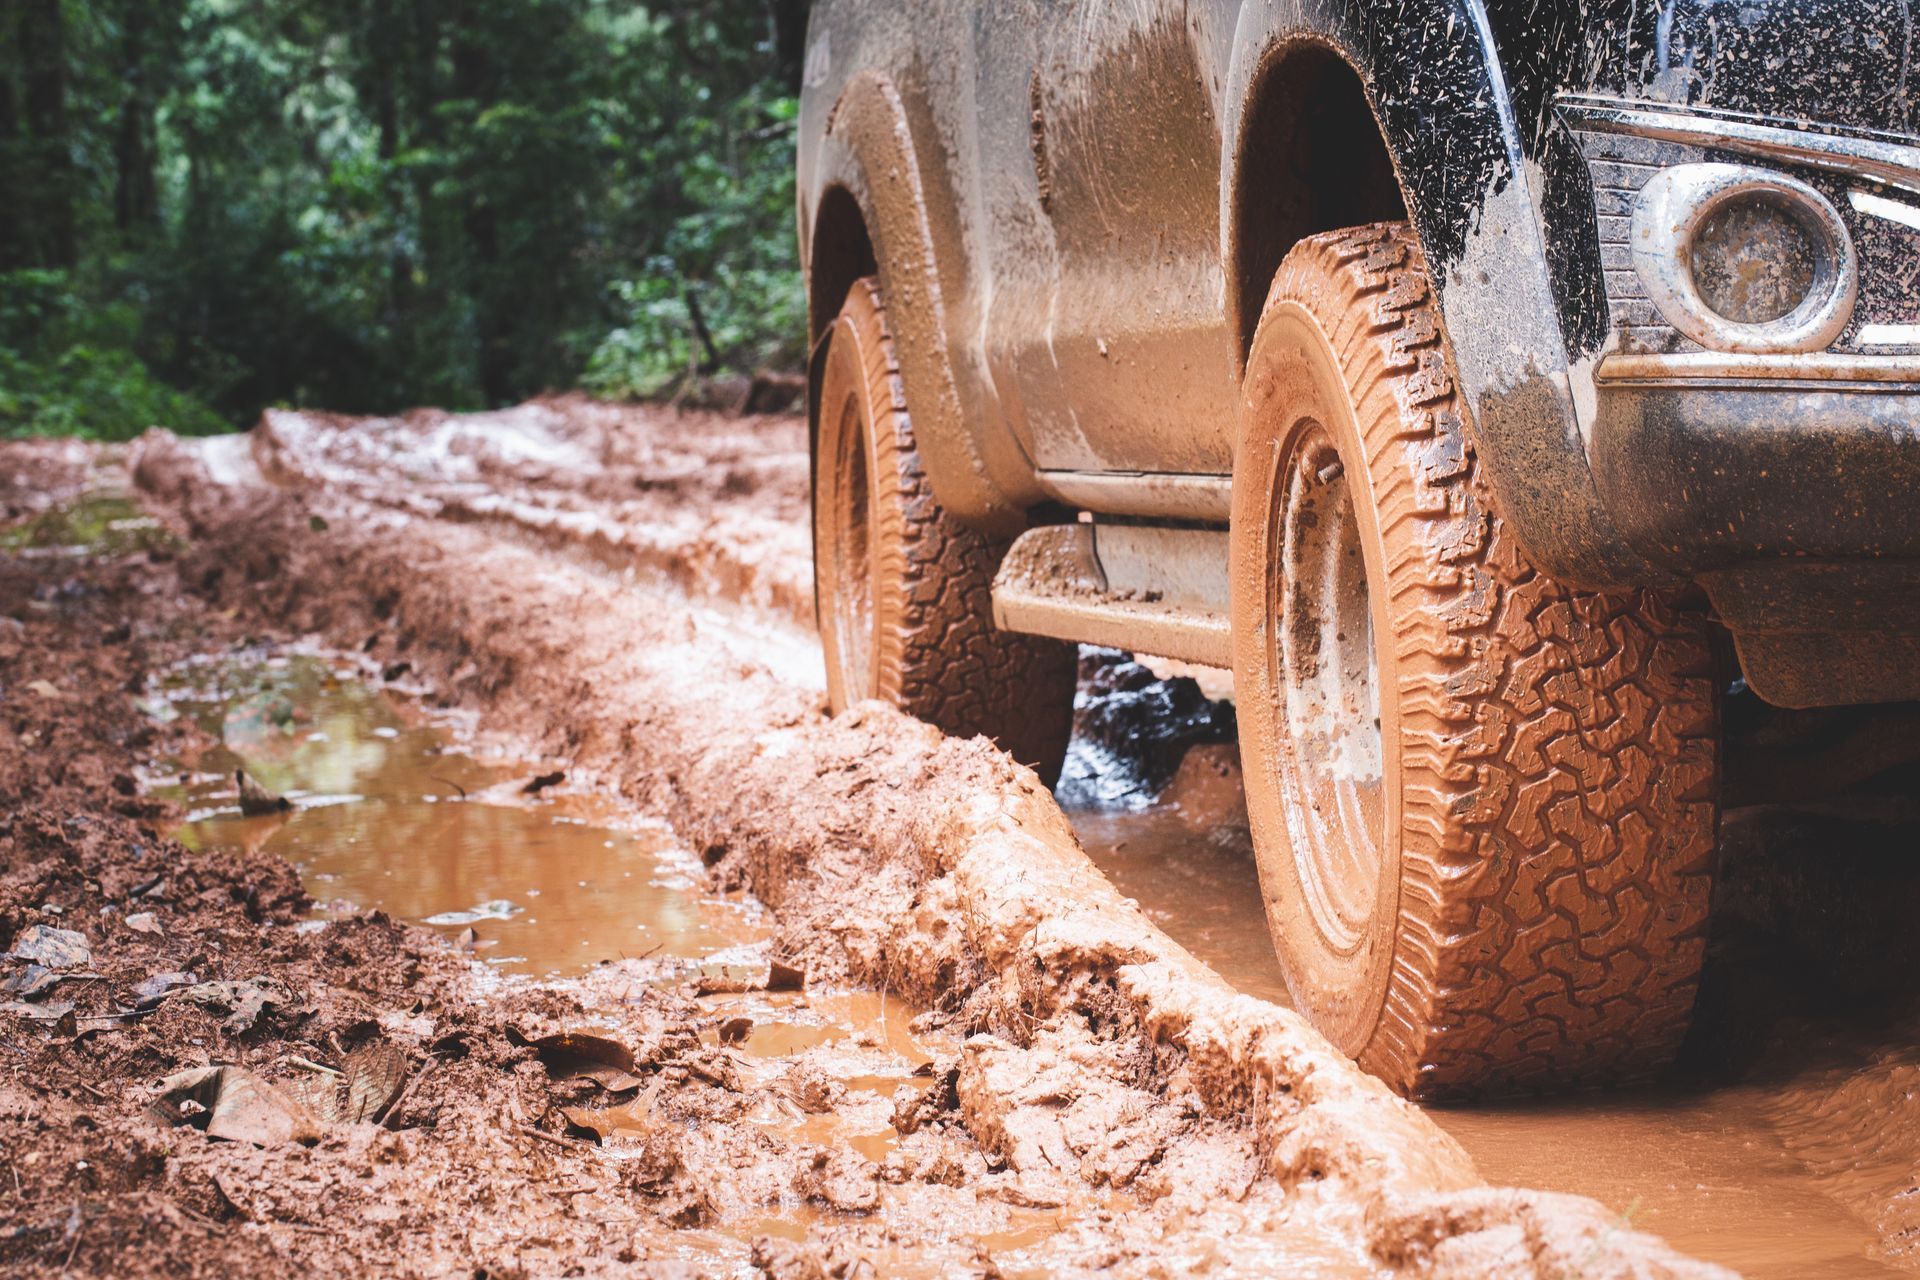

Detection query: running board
xmin=990 ymin=523 xmax=1232 ymax=668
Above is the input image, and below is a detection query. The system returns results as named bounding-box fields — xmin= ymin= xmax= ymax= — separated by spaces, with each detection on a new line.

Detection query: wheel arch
xmin=1221 ymin=9 xmax=1647 ymax=588
xmin=801 ymin=69 xmax=1027 ymax=536
xmin=1226 ymin=42 xmax=1405 ymax=374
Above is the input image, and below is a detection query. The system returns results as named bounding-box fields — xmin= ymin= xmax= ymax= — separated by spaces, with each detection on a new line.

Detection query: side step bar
xmin=990 ymin=522 xmax=1232 ymax=668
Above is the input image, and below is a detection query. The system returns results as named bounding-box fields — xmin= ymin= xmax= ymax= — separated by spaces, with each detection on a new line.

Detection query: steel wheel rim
xmin=829 ymin=397 xmax=876 ymax=698
xmin=1272 ymin=423 xmax=1385 ymax=955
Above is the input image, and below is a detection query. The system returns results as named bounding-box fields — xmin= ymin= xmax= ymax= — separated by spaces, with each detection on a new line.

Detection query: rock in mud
xmin=6 ymin=923 xmax=91 ymax=969
xmin=1057 ymin=648 xmax=1236 ymax=808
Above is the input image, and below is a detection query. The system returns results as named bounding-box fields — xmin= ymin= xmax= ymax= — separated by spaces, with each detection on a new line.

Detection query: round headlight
xmin=1691 ymin=192 xmax=1819 ymax=325
xmin=1631 ymin=164 xmax=1856 ymax=354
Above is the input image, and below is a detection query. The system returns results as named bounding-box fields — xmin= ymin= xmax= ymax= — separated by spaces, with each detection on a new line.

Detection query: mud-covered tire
xmin=1231 ymin=224 xmax=1721 ymax=1097
xmin=813 ymin=277 xmax=1076 ymax=780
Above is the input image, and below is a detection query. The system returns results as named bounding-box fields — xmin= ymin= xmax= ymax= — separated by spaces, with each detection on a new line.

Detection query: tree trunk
xmin=451 ymin=18 xmax=513 ymax=405
xmin=113 ymin=1 xmax=159 ymax=234
xmin=19 ymin=0 xmax=75 ymax=268
xmin=769 ymin=0 xmax=811 ymax=95
xmin=0 ymin=8 xmax=23 ymax=272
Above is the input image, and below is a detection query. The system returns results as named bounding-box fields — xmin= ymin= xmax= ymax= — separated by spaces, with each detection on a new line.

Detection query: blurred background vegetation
xmin=0 ymin=0 xmax=810 ymax=440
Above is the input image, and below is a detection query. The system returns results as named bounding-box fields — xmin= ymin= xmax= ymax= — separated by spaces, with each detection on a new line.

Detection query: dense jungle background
xmin=0 ymin=0 xmax=811 ymax=440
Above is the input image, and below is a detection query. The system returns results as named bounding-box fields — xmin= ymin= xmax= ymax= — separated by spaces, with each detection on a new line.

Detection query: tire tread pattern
xmin=821 ymin=278 xmax=1076 ymax=778
xmin=1266 ymin=226 xmax=1720 ymax=1096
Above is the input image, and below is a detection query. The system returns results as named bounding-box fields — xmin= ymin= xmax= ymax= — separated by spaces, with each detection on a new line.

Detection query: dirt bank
xmin=8 ymin=455 xmax=1088 ymax=1277
xmin=85 ymin=406 xmax=1730 ymax=1276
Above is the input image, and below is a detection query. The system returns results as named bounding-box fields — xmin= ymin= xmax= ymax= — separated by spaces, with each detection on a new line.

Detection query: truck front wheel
xmin=1232 ymin=224 xmax=1722 ymax=1096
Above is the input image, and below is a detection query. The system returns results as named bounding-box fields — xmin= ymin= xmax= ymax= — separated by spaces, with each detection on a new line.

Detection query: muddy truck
xmin=793 ymin=1 xmax=1920 ymax=1097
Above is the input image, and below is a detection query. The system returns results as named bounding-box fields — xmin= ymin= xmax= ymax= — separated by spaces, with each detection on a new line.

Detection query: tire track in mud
xmin=131 ymin=414 xmax=1726 ymax=1276
xmin=253 ymin=403 xmax=816 ymax=629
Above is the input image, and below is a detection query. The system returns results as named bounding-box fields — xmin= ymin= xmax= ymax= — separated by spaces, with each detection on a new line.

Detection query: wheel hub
xmin=830 ymin=401 xmax=875 ymax=697
xmin=1274 ymin=424 xmax=1385 ymax=954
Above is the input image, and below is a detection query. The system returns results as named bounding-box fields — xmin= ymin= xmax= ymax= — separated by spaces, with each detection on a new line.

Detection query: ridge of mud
xmin=252 ymin=401 xmax=814 ymax=627
xmin=132 ymin=420 xmax=1728 ymax=1277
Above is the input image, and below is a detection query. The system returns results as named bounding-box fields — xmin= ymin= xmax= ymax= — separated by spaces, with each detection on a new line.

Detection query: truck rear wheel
xmin=813 ymin=277 xmax=1076 ymax=780
xmin=1231 ymin=224 xmax=1721 ymax=1096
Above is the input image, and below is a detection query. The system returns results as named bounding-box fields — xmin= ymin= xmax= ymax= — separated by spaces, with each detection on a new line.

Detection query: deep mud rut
xmin=0 ymin=395 xmax=1912 ymax=1277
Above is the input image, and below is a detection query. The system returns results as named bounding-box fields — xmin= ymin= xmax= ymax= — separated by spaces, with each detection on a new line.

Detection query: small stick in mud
xmin=380 ymin=1063 xmax=430 ymax=1129
xmin=236 ymin=769 xmax=292 ymax=816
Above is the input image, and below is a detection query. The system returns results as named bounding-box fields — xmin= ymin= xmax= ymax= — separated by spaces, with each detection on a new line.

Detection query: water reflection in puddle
xmin=150 ymin=652 xmax=766 ymax=975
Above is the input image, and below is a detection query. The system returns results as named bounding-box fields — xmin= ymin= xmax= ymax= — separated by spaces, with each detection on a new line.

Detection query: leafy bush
xmin=0 ymin=271 xmax=228 ymax=441
xmin=0 ymin=0 xmax=812 ymax=433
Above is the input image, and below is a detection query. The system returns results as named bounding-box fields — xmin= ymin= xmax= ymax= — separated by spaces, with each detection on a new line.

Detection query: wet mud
xmin=0 ymin=481 xmax=1308 ymax=1277
xmin=1070 ymin=720 xmax=1920 ymax=1277
xmin=17 ymin=391 xmax=1895 ymax=1274
xmin=98 ymin=403 xmax=1734 ymax=1276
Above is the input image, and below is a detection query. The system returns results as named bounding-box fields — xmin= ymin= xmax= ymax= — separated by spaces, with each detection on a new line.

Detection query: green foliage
xmin=0 ymin=270 xmax=227 ymax=440
xmin=585 ymin=89 xmax=805 ymax=399
xmin=0 ymin=0 xmax=809 ymax=435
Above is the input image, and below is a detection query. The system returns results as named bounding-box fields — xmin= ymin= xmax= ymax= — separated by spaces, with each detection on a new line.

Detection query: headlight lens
xmin=1691 ymin=192 xmax=1819 ymax=325
xmin=1631 ymin=164 xmax=1856 ymax=354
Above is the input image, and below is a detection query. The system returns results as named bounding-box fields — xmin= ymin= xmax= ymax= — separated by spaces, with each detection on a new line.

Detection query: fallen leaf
xmin=125 ymin=912 xmax=163 ymax=936
xmin=25 ymin=679 xmax=63 ymax=699
xmin=7 ymin=924 xmax=90 ymax=969
xmin=235 ymin=769 xmax=292 ymax=816
xmin=131 ymin=971 xmax=199 ymax=1009
xmin=517 ymin=1030 xmax=644 ymax=1091
xmin=0 ymin=999 xmax=75 ymax=1023
xmin=151 ymin=1066 xmax=323 ymax=1146
xmin=562 ymin=1103 xmax=653 ymax=1141
xmin=3 ymin=964 xmax=61 ymax=1000
xmin=286 ymin=1041 xmax=408 ymax=1124
xmin=341 ymin=1041 xmax=409 ymax=1123
xmin=175 ymin=976 xmax=292 ymax=1033
xmin=455 ymin=926 xmax=478 ymax=952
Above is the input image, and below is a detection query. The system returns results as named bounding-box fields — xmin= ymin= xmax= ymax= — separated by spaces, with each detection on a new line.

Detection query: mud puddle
xmin=1071 ymin=804 xmax=1290 ymax=1009
xmin=147 ymin=651 xmax=764 ymax=976
xmin=141 ymin=649 xmax=1100 ymax=1273
xmin=1069 ymin=776 xmax=1913 ymax=1278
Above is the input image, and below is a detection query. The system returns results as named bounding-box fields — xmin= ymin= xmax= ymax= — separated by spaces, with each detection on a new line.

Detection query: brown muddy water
xmin=140 ymin=650 xmax=1095 ymax=1274
xmin=136 ymin=644 xmax=1920 ymax=1276
xmin=149 ymin=652 xmax=764 ymax=975
xmin=1070 ymin=777 xmax=1918 ymax=1278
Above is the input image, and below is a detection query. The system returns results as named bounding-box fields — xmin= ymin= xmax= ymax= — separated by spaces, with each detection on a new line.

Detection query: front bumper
xmin=1590 ymin=357 xmax=1920 ymax=706
xmin=1561 ymin=98 xmax=1920 ymax=706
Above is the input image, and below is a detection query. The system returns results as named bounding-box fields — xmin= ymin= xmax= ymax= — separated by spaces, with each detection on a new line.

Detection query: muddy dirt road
xmin=3 ymin=396 xmax=1916 ymax=1276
